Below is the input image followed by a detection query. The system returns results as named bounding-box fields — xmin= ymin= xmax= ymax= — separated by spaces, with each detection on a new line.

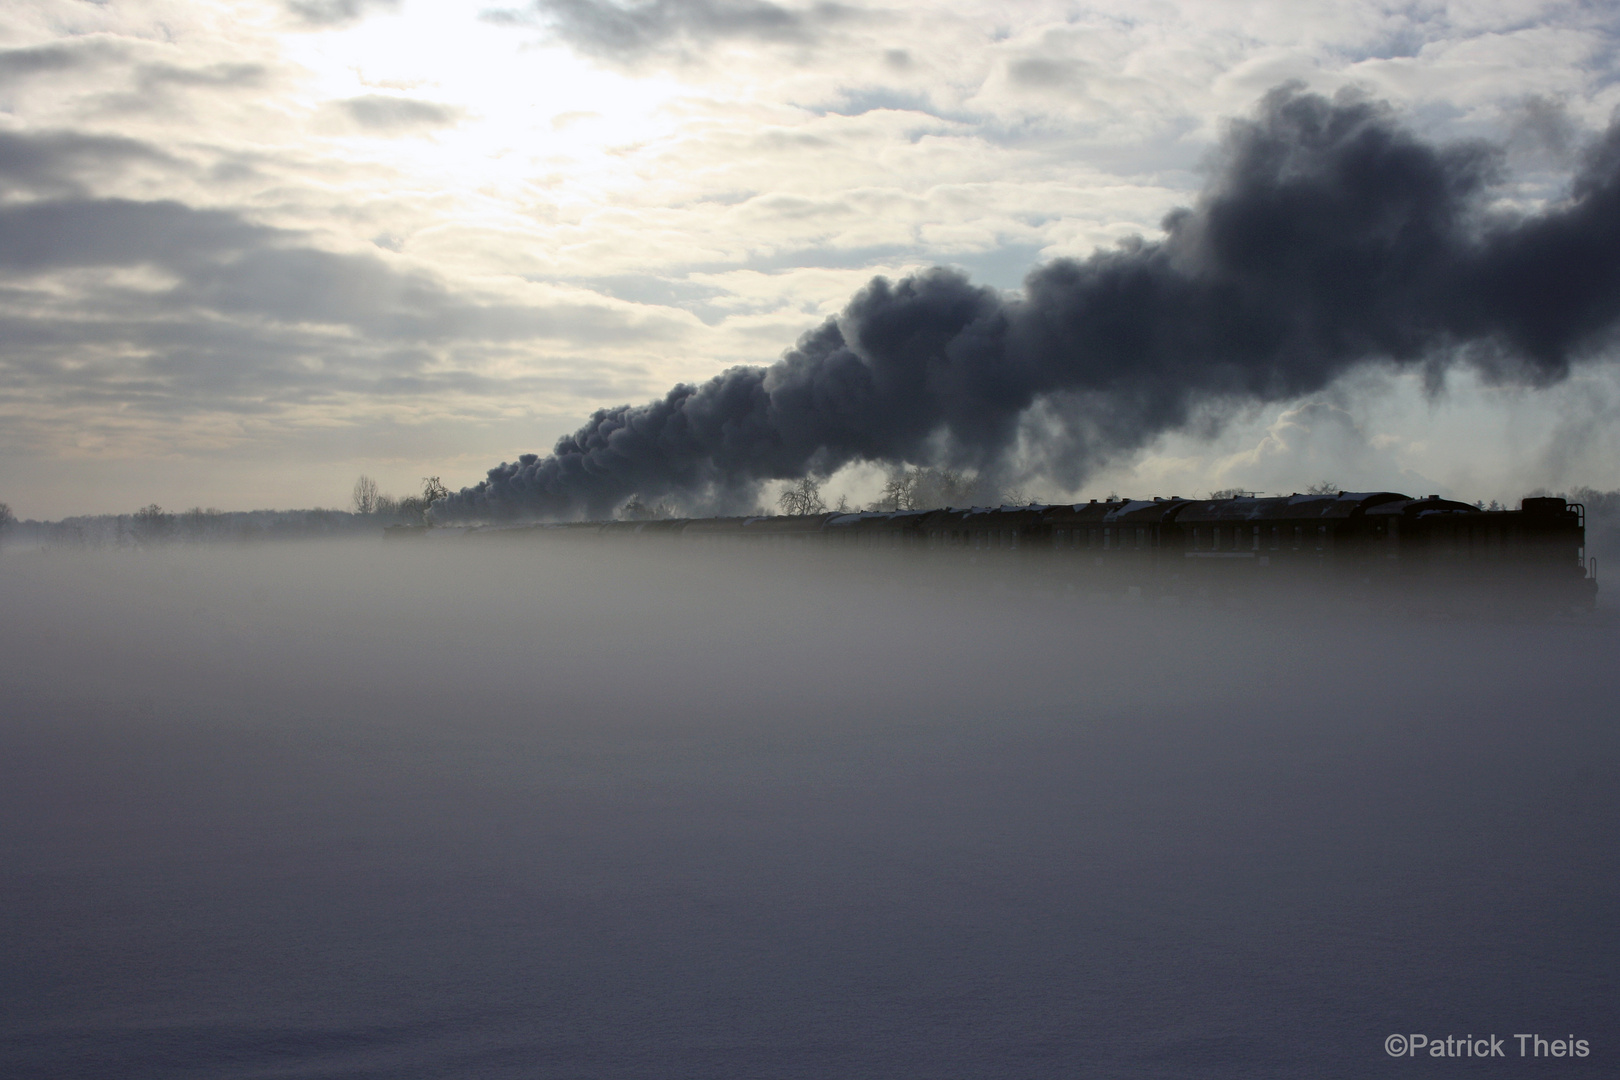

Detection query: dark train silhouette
xmin=435 ymin=491 xmax=1598 ymax=610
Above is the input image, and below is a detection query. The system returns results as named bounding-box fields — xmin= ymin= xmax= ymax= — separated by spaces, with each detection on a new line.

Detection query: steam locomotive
xmin=452 ymin=491 xmax=1598 ymax=610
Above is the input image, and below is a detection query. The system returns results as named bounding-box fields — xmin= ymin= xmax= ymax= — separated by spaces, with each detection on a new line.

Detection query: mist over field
xmin=1 ymin=539 xmax=1614 ymax=1078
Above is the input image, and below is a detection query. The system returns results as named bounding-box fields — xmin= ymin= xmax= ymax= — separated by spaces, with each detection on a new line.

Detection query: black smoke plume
xmin=438 ymin=85 xmax=1620 ymax=522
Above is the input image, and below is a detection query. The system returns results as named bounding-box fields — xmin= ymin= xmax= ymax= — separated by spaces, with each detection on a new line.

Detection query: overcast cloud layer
xmin=2 ymin=0 xmax=1620 ymax=516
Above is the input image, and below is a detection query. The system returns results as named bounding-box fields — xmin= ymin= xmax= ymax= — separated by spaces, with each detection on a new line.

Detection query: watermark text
xmin=1385 ymin=1034 xmax=1591 ymax=1059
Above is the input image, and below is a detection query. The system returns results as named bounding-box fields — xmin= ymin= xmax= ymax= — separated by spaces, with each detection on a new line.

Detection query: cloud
xmin=0 ymin=40 xmax=129 ymax=86
xmin=438 ymin=85 xmax=1620 ymax=521
xmin=1007 ymin=57 xmax=1084 ymax=91
xmin=0 ymin=131 xmax=180 ymax=197
xmin=525 ymin=0 xmax=860 ymax=62
xmin=135 ymin=62 xmax=269 ymax=91
xmin=329 ymin=95 xmax=463 ymax=133
xmin=1218 ymin=400 xmax=1438 ymax=496
xmin=285 ymin=0 xmax=402 ymax=27
xmin=0 ymin=196 xmax=690 ymax=426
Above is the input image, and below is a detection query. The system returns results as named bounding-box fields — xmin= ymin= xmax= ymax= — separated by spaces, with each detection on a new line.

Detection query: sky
xmin=3 ymin=0 xmax=1620 ymax=518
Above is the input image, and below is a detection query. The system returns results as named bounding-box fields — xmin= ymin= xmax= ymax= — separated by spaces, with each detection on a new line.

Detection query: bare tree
xmin=1305 ymin=481 xmax=1339 ymax=495
xmin=386 ymin=477 xmax=457 ymax=526
xmin=869 ymin=466 xmax=985 ymax=512
xmin=0 ymin=501 xmax=13 ymax=551
xmin=422 ymin=476 xmax=451 ymax=503
xmin=179 ymin=507 xmax=223 ymax=541
xmin=352 ymin=475 xmax=380 ymax=515
xmin=778 ymin=476 xmax=828 ymax=516
xmin=870 ymin=471 xmax=914 ymax=512
xmin=131 ymin=504 xmax=173 ymax=544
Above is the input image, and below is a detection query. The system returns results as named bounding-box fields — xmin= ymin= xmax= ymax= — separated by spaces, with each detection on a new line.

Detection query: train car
xmin=1368 ymin=494 xmax=1592 ymax=604
xmin=1169 ymin=491 xmax=1406 ymax=583
xmin=825 ymin=509 xmax=931 ymax=550
xmin=452 ymin=490 xmax=1596 ymax=609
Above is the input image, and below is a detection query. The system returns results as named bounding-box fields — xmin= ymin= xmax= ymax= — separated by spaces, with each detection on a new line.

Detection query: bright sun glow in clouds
xmin=0 ymin=0 xmax=1617 ymax=517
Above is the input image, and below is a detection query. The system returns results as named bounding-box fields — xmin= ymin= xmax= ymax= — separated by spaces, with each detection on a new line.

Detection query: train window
xmin=1316 ymin=525 xmax=1327 ymax=551
xmin=1055 ymin=528 xmax=1065 ymax=548
xmin=1135 ymin=527 xmax=1145 ymax=549
xmin=1270 ymin=526 xmax=1280 ymax=550
xmin=1252 ymin=525 xmax=1260 ymax=551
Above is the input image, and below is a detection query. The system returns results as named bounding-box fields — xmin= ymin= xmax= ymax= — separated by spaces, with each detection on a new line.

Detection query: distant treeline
xmin=0 ymin=476 xmax=452 ymax=550
xmin=1 ymin=506 xmax=395 ymax=549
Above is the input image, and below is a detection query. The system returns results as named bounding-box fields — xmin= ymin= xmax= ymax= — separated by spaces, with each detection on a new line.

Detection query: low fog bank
xmin=1 ymin=540 xmax=1615 ymax=1079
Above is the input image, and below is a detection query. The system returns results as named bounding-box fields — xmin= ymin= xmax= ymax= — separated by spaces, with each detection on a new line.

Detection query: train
xmin=423 ymin=490 xmax=1598 ymax=611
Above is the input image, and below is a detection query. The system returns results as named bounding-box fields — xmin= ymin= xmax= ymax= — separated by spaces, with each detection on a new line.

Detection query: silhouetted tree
xmin=1305 ymin=481 xmax=1340 ymax=495
xmin=396 ymin=477 xmax=456 ymax=525
xmin=778 ymin=476 xmax=827 ymax=516
xmin=0 ymin=501 xmax=13 ymax=550
xmin=131 ymin=504 xmax=173 ymax=544
xmin=869 ymin=467 xmax=980 ymax=512
xmin=422 ymin=476 xmax=451 ymax=503
xmin=178 ymin=507 xmax=225 ymax=541
xmin=352 ymin=475 xmax=380 ymax=515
